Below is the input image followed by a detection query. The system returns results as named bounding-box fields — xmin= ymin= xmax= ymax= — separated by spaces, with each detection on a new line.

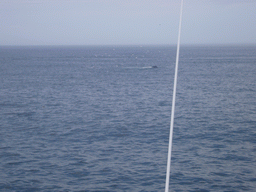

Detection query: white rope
xmin=165 ymin=0 xmax=184 ymax=191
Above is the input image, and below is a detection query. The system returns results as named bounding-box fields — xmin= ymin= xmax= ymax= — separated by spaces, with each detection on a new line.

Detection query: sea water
xmin=0 ymin=45 xmax=255 ymax=191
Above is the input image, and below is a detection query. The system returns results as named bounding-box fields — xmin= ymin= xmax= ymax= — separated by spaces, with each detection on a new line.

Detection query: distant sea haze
xmin=0 ymin=45 xmax=256 ymax=191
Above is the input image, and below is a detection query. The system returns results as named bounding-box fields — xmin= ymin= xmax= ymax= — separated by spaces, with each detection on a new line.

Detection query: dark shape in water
xmin=152 ymin=66 xmax=158 ymax=68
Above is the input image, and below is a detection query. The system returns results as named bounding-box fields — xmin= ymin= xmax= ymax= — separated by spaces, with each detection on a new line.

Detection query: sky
xmin=1 ymin=0 xmax=256 ymax=46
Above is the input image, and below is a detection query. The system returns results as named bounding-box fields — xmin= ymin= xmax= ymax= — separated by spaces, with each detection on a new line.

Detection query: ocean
xmin=0 ymin=45 xmax=255 ymax=191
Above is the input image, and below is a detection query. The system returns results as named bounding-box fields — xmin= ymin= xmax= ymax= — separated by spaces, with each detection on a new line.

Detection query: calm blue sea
xmin=0 ymin=45 xmax=256 ymax=192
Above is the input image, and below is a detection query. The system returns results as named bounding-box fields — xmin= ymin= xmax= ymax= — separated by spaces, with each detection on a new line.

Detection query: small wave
xmin=124 ymin=66 xmax=157 ymax=69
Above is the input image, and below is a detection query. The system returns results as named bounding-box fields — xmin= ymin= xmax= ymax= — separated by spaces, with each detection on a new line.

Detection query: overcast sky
xmin=1 ymin=0 xmax=256 ymax=45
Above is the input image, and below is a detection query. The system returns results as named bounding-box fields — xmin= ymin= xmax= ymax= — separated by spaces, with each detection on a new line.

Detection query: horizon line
xmin=1 ymin=43 xmax=256 ymax=47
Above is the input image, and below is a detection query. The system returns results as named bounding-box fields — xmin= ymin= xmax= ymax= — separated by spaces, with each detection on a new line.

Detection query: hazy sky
xmin=1 ymin=0 xmax=256 ymax=45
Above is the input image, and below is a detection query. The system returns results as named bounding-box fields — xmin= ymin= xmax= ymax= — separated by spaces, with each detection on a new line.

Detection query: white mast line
xmin=165 ymin=0 xmax=184 ymax=191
